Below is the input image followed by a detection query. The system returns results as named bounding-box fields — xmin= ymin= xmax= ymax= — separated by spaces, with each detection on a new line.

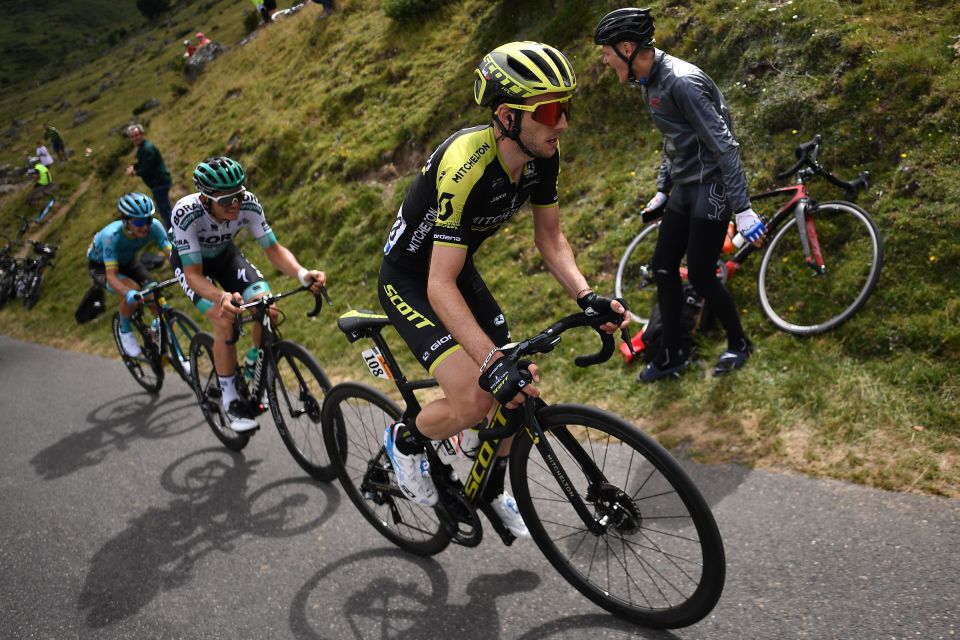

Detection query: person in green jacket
xmin=27 ymin=157 xmax=54 ymax=205
xmin=43 ymin=123 xmax=67 ymax=161
xmin=125 ymin=124 xmax=173 ymax=229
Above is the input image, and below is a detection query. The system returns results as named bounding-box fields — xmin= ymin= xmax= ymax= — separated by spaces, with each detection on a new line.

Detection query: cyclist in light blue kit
xmin=87 ymin=192 xmax=174 ymax=360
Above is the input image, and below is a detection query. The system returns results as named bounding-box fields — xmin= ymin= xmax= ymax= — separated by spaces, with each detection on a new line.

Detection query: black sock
xmin=481 ymin=457 xmax=509 ymax=503
xmin=394 ymin=417 xmax=429 ymax=455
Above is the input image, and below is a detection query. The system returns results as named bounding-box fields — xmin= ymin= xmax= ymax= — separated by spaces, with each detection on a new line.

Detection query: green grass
xmin=0 ymin=0 xmax=957 ymax=496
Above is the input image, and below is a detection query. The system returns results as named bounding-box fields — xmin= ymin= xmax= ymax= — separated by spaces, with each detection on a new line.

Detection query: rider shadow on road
xmin=30 ymin=391 xmax=201 ymax=481
xmin=77 ymin=447 xmax=339 ymax=629
xmin=289 ymin=548 xmax=658 ymax=639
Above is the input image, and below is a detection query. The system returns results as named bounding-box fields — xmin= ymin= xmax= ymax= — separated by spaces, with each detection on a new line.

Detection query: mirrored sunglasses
xmin=209 ymin=188 xmax=245 ymax=208
xmin=504 ymin=96 xmax=572 ymax=127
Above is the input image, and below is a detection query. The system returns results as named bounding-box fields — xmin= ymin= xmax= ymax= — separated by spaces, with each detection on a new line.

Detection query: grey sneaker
xmin=384 ymin=423 xmax=437 ymax=507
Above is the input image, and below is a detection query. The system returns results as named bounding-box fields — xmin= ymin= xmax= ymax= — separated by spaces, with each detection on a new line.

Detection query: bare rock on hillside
xmin=73 ymin=110 xmax=95 ymax=126
xmin=133 ymin=98 xmax=161 ymax=115
xmin=183 ymin=42 xmax=227 ymax=83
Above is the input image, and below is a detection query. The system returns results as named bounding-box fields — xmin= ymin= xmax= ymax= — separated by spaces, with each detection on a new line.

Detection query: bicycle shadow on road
xmin=77 ymin=447 xmax=340 ymax=629
xmin=289 ymin=548 xmax=653 ymax=639
xmin=29 ymin=391 xmax=202 ymax=480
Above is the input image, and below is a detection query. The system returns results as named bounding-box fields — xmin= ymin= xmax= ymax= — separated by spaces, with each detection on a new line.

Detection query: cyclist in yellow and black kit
xmin=378 ymin=41 xmax=628 ymax=535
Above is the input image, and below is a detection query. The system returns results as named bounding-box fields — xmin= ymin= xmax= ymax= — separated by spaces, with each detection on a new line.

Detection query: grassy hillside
xmin=0 ymin=0 xmax=957 ymax=496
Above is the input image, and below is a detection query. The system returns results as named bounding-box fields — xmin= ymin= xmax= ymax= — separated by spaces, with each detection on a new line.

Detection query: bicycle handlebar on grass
xmin=776 ymin=133 xmax=870 ymax=202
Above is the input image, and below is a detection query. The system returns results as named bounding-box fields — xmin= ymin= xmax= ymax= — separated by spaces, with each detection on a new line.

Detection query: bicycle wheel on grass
xmin=321 ymin=382 xmax=450 ymax=556
xmin=615 ymin=221 xmax=661 ymax=325
xmin=758 ymin=200 xmax=882 ymax=335
xmin=189 ymin=331 xmax=249 ymax=451
xmin=269 ymin=340 xmax=335 ymax=481
xmin=510 ymin=404 xmax=725 ymax=629
xmin=164 ymin=309 xmax=200 ymax=384
xmin=112 ymin=312 xmax=164 ymax=393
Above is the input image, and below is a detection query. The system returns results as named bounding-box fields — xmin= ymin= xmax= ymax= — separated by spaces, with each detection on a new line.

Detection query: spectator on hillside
xmin=183 ymin=40 xmax=197 ymax=58
xmin=125 ymin=124 xmax=173 ymax=229
xmin=36 ymin=143 xmax=54 ymax=167
xmin=251 ymin=0 xmax=279 ymax=24
xmin=195 ymin=32 xmax=212 ymax=47
xmin=27 ymin=157 xmax=54 ymax=205
xmin=43 ymin=123 xmax=67 ymax=162
xmin=315 ymin=0 xmax=332 ymax=19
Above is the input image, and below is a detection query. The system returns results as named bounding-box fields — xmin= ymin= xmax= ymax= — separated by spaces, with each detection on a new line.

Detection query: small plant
xmin=136 ymin=0 xmax=171 ymax=21
xmin=382 ymin=0 xmax=448 ymax=22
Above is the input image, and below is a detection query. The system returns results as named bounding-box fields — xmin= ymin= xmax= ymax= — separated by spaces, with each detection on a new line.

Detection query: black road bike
xmin=16 ymin=240 xmax=58 ymax=310
xmin=0 ymin=237 xmax=18 ymax=308
xmin=189 ymin=286 xmax=336 ymax=480
xmin=321 ymin=309 xmax=725 ymax=628
xmin=615 ymin=134 xmax=883 ymax=335
xmin=112 ymin=277 xmax=201 ymax=393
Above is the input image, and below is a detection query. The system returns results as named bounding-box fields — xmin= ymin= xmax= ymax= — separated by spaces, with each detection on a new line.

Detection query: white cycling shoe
xmin=384 ymin=423 xmax=438 ymax=507
xmin=225 ymin=400 xmax=258 ymax=433
xmin=118 ymin=329 xmax=142 ymax=358
xmin=491 ymin=493 xmax=530 ymax=539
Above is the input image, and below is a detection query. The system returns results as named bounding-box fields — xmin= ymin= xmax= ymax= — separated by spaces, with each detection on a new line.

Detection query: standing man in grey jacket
xmin=595 ymin=7 xmax=766 ymax=381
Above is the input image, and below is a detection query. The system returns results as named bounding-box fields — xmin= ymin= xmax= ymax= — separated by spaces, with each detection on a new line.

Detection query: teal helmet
xmin=117 ymin=192 xmax=156 ymax=219
xmin=193 ymin=156 xmax=245 ymax=196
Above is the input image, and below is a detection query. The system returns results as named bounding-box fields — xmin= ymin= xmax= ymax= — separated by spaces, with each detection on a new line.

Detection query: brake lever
xmin=307 ymin=285 xmax=331 ymax=318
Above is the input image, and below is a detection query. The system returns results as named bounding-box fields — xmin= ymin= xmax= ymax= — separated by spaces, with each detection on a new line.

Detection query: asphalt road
xmin=1 ymin=335 xmax=956 ymax=639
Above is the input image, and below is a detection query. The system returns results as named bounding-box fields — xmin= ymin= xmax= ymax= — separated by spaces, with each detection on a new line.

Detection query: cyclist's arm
xmin=104 ymin=265 xmax=135 ymax=298
xmin=263 ymin=243 xmax=327 ymax=288
xmin=533 ymin=205 xmax=628 ymax=330
xmin=655 ymin=144 xmax=673 ymax=194
xmin=427 ymin=245 xmax=498 ymax=366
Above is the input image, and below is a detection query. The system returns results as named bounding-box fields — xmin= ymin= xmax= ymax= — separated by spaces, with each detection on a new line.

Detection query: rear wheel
xmin=22 ymin=271 xmax=44 ymax=309
xmin=0 ymin=268 xmax=13 ymax=308
xmin=322 ymin=382 xmax=450 ymax=556
xmin=758 ymin=200 xmax=882 ymax=335
xmin=112 ymin=312 xmax=164 ymax=393
xmin=189 ymin=331 xmax=249 ymax=451
xmin=510 ymin=404 xmax=725 ymax=628
xmin=269 ymin=340 xmax=335 ymax=480
xmin=164 ymin=309 xmax=200 ymax=384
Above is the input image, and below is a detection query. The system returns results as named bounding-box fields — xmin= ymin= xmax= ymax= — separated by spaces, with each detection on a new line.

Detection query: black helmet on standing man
xmin=594 ymin=7 xmax=656 ymax=48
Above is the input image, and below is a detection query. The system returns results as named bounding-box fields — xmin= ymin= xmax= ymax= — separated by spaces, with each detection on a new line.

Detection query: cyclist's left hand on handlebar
xmin=735 ymin=208 xmax=767 ymax=245
xmin=479 ymin=357 xmax=540 ymax=409
xmin=577 ymin=292 xmax=630 ymax=332
xmin=124 ymin=289 xmax=140 ymax=306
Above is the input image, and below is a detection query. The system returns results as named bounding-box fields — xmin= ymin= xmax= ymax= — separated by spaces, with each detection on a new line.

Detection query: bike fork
xmin=794 ymin=199 xmax=826 ymax=274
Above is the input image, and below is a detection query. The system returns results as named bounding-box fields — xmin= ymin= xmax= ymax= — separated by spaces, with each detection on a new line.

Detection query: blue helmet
xmin=117 ymin=192 xmax=156 ymax=219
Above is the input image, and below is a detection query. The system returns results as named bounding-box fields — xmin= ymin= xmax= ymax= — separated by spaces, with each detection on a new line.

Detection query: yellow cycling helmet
xmin=474 ymin=41 xmax=577 ymax=108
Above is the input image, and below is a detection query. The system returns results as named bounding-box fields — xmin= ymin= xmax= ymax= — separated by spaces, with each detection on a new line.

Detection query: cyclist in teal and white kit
xmin=170 ymin=156 xmax=328 ymax=433
xmin=87 ymin=192 xmax=173 ymax=360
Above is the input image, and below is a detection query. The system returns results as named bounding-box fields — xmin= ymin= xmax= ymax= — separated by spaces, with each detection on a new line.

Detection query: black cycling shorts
xmin=170 ymin=244 xmax=270 ymax=314
xmin=666 ymin=181 xmax=733 ymax=223
xmin=377 ymin=259 xmax=510 ymax=375
xmin=88 ymin=260 xmax=152 ymax=294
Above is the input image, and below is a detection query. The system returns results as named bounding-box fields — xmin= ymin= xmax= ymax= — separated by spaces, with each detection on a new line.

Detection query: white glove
xmin=644 ymin=191 xmax=668 ymax=211
xmin=735 ymin=208 xmax=766 ymax=243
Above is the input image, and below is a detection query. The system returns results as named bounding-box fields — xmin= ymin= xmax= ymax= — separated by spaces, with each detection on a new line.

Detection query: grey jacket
xmin=644 ymin=50 xmax=751 ymax=213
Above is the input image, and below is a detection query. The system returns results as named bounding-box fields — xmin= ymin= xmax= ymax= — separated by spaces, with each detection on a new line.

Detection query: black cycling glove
xmin=577 ymin=292 xmax=627 ymax=322
xmin=478 ymin=357 xmax=534 ymax=405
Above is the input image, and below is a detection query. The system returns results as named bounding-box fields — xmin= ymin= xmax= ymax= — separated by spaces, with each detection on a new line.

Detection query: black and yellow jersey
xmin=382 ymin=125 xmax=560 ymax=273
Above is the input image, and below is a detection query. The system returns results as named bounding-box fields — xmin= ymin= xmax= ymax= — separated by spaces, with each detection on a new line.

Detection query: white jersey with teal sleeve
xmin=170 ymin=191 xmax=277 ymax=267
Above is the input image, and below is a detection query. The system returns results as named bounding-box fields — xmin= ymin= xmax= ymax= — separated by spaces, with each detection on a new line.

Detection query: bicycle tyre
xmin=269 ymin=340 xmax=335 ymax=481
xmin=0 ymin=269 xmax=12 ymax=308
xmin=615 ymin=221 xmax=662 ymax=325
xmin=23 ymin=272 xmax=43 ymax=310
xmin=164 ymin=309 xmax=200 ymax=384
xmin=321 ymin=382 xmax=450 ymax=556
xmin=189 ymin=331 xmax=250 ymax=451
xmin=112 ymin=312 xmax=164 ymax=393
xmin=510 ymin=404 xmax=725 ymax=628
xmin=758 ymin=200 xmax=883 ymax=335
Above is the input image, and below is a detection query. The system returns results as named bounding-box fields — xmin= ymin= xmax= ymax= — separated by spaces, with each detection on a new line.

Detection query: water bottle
xmin=431 ymin=435 xmax=461 ymax=466
xmin=243 ymin=346 xmax=259 ymax=382
xmin=732 ymin=232 xmax=747 ymax=249
xmin=459 ymin=427 xmax=481 ymax=460
xmin=149 ymin=317 xmax=161 ymax=344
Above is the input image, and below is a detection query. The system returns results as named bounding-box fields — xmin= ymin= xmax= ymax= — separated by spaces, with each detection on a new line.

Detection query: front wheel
xmin=112 ymin=312 xmax=164 ymax=393
xmin=0 ymin=269 xmax=13 ymax=308
xmin=322 ymin=382 xmax=450 ymax=556
xmin=758 ymin=200 xmax=883 ymax=335
xmin=189 ymin=331 xmax=250 ymax=451
xmin=510 ymin=404 xmax=725 ymax=628
xmin=269 ymin=341 xmax=335 ymax=481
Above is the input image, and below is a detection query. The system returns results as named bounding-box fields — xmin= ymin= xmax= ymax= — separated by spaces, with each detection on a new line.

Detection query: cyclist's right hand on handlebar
xmin=479 ymin=357 xmax=539 ymax=408
xmin=735 ymin=208 xmax=767 ymax=244
xmin=218 ymin=291 xmax=243 ymax=317
xmin=577 ymin=292 xmax=630 ymax=330
xmin=124 ymin=289 xmax=140 ymax=306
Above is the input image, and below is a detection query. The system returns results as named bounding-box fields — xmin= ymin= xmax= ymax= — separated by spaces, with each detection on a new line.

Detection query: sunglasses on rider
xmin=123 ymin=216 xmax=151 ymax=228
xmin=208 ymin=187 xmax=245 ymax=208
xmin=503 ymin=96 xmax=572 ymax=127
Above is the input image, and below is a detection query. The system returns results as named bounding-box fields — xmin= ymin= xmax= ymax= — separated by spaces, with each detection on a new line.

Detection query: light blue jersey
xmin=87 ymin=219 xmax=172 ymax=268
